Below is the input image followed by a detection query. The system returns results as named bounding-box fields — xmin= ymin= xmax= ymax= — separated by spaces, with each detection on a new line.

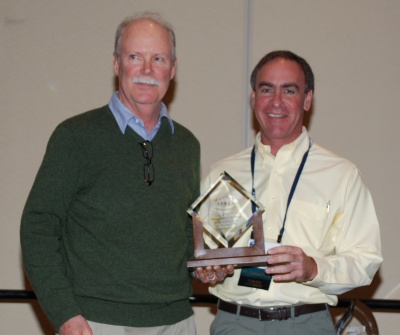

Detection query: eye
xmin=284 ymin=88 xmax=295 ymax=94
xmin=153 ymin=56 xmax=165 ymax=62
xmin=129 ymin=54 xmax=140 ymax=60
xmin=259 ymin=87 xmax=272 ymax=94
xmin=283 ymin=86 xmax=299 ymax=95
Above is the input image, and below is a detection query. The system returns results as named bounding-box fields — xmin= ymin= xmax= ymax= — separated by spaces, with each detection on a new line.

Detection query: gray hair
xmin=114 ymin=11 xmax=176 ymax=62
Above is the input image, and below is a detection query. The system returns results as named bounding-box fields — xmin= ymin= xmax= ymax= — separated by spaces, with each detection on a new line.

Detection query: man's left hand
xmin=265 ymin=245 xmax=317 ymax=282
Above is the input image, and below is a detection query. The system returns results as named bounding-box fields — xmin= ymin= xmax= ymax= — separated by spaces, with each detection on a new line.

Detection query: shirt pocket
xmin=285 ymin=199 xmax=336 ymax=255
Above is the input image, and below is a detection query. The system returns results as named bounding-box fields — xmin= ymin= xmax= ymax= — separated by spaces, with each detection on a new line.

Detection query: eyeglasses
xmin=138 ymin=140 xmax=154 ymax=186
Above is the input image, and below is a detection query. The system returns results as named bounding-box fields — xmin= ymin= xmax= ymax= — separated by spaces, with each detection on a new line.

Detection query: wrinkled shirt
xmin=203 ymin=128 xmax=382 ymax=307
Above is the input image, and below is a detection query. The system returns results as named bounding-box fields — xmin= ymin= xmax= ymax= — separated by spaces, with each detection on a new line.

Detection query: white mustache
xmin=132 ymin=77 xmax=160 ymax=86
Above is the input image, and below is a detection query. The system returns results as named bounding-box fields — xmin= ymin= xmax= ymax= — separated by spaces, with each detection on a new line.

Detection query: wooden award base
xmin=187 ymin=211 xmax=269 ymax=269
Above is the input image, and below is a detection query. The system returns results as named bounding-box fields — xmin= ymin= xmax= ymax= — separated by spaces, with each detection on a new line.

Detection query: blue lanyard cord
xmin=251 ymin=138 xmax=312 ymax=243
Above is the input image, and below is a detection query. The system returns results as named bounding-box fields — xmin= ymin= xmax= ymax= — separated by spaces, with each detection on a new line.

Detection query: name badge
xmin=238 ymin=240 xmax=280 ymax=290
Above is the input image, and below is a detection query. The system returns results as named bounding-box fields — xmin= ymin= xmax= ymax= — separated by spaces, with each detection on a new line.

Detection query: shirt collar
xmin=255 ymin=127 xmax=310 ymax=164
xmin=108 ymin=91 xmax=174 ymax=134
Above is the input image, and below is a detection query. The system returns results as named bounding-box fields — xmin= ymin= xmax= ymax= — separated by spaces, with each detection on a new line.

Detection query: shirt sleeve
xmin=305 ymin=167 xmax=382 ymax=294
xmin=20 ymin=123 xmax=83 ymax=330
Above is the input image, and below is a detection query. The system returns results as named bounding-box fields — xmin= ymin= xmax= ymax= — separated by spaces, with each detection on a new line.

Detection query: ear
xmin=303 ymin=90 xmax=313 ymax=111
xmin=170 ymin=59 xmax=177 ymax=80
xmin=251 ymin=91 xmax=256 ymax=110
xmin=113 ymin=53 xmax=119 ymax=77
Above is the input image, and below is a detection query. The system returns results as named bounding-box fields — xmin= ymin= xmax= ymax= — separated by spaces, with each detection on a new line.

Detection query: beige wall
xmin=1 ymin=1 xmax=399 ymax=334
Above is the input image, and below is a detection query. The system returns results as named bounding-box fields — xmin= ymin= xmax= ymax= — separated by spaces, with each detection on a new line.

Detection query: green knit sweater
xmin=20 ymin=105 xmax=200 ymax=330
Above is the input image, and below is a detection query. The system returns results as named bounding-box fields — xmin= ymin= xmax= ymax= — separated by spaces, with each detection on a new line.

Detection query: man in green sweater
xmin=20 ymin=11 xmax=200 ymax=335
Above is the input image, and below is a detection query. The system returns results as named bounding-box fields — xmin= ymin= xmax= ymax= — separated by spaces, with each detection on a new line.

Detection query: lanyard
xmin=251 ymin=138 xmax=312 ymax=243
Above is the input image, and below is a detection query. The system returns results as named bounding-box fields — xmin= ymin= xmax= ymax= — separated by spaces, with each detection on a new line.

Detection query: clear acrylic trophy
xmin=187 ymin=172 xmax=269 ymax=268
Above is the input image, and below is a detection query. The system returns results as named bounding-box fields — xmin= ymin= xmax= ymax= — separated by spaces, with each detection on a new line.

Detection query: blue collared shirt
xmin=108 ymin=92 xmax=174 ymax=141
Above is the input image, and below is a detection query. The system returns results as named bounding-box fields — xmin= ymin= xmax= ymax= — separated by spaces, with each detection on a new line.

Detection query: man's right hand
xmin=194 ymin=265 xmax=234 ymax=285
xmin=59 ymin=315 xmax=93 ymax=335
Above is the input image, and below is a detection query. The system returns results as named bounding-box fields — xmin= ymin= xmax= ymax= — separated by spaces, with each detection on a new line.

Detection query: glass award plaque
xmin=187 ymin=171 xmax=269 ymax=268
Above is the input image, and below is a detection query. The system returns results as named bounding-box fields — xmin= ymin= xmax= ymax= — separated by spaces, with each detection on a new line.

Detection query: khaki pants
xmin=88 ymin=315 xmax=196 ymax=335
xmin=56 ymin=315 xmax=196 ymax=335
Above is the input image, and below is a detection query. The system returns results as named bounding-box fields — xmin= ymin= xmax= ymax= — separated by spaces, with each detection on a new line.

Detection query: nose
xmin=141 ymin=59 xmax=152 ymax=75
xmin=272 ymin=91 xmax=282 ymax=107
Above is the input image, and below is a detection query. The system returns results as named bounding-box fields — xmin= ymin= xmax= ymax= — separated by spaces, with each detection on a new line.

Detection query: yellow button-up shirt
xmin=203 ymin=128 xmax=382 ymax=307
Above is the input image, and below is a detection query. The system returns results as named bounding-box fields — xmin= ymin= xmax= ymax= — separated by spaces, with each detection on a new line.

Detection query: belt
xmin=218 ymin=300 xmax=326 ymax=321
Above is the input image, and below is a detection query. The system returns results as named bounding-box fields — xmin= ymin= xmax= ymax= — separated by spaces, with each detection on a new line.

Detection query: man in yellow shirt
xmin=194 ymin=50 xmax=382 ymax=335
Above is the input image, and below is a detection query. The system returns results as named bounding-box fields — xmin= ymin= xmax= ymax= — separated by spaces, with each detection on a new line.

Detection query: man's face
xmin=113 ymin=19 xmax=176 ymax=114
xmin=252 ymin=58 xmax=312 ymax=153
